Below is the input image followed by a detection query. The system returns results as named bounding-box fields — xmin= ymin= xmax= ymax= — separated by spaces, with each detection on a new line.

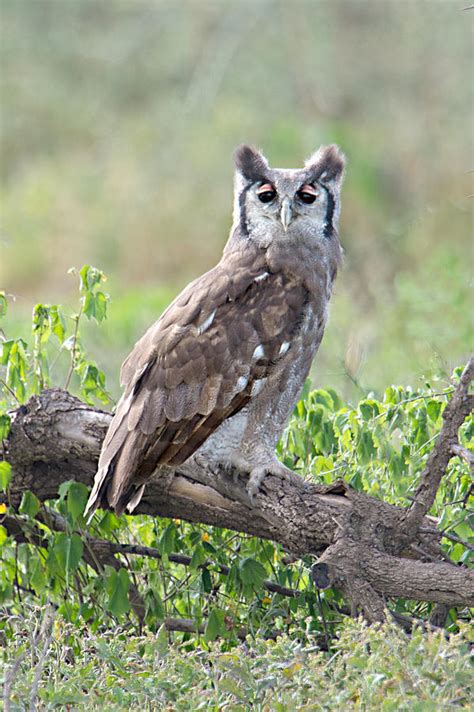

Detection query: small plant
xmin=1 ymin=265 xmax=111 ymax=407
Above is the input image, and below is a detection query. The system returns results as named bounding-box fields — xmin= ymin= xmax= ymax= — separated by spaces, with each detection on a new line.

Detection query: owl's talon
xmin=228 ymin=454 xmax=296 ymax=505
xmin=246 ymin=466 xmax=267 ymax=504
xmin=246 ymin=462 xmax=294 ymax=503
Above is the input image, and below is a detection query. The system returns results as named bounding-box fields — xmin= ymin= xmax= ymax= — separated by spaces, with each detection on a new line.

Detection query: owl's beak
xmin=280 ymin=198 xmax=293 ymax=232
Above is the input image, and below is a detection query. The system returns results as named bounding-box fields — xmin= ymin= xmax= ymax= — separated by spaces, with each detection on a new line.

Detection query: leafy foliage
xmin=0 ymin=268 xmax=472 ymax=652
xmin=0 ymin=265 xmax=110 ymax=406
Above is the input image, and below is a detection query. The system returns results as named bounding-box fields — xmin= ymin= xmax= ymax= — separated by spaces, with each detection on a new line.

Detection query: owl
xmin=85 ymin=144 xmax=345 ymax=518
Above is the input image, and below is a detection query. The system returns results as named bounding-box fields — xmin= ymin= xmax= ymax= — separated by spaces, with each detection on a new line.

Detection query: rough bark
xmin=402 ymin=357 xmax=474 ymax=542
xmin=2 ymin=357 xmax=473 ymax=620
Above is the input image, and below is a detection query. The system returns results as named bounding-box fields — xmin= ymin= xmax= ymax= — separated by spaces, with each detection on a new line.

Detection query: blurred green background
xmin=1 ymin=0 xmax=472 ymax=401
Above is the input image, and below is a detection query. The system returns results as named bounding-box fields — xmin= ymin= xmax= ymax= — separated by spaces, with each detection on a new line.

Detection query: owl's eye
xmin=297 ymin=184 xmax=319 ymax=204
xmin=256 ymin=183 xmax=276 ymax=203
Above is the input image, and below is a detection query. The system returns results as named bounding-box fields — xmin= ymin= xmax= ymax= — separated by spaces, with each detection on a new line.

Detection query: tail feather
xmin=84 ymin=460 xmax=115 ymax=523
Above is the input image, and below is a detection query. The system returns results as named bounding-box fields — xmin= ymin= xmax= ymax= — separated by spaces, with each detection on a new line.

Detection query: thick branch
xmin=319 ymin=538 xmax=474 ymax=609
xmin=3 ymin=384 xmax=473 ymax=617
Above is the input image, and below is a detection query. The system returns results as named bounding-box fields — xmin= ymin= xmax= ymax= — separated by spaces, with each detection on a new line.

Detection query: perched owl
xmin=85 ymin=144 xmax=345 ymax=518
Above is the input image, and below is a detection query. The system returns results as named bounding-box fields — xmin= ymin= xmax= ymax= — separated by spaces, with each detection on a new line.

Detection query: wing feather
xmin=86 ymin=253 xmax=309 ymax=517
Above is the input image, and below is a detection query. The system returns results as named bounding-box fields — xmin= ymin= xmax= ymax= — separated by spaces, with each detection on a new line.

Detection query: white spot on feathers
xmin=252 ymin=345 xmax=265 ymax=361
xmin=236 ymin=375 xmax=249 ymax=391
xmin=197 ymin=310 xmax=216 ymax=335
xmin=254 ymin=272 xmax=270 ymax=283
xmin=251 ymin=378 xmax=267 ymax=396
xmin=279 ymin=341 xmax=290 ymax=356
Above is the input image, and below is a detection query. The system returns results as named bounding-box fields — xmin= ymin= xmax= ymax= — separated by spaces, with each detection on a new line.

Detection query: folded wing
xmin=85 ymin=257 xmax=308 ymax=517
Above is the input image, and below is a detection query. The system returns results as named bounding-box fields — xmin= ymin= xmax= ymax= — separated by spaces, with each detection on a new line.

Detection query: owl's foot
xmin=228 ymin=454 xmax=294 ymax=505
xmin=247 ymin=461 xmax=294 ymax=504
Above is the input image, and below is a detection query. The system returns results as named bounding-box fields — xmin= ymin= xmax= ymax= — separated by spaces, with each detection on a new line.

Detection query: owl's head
xmin=231 ymin=144 xmax=345 ymax=249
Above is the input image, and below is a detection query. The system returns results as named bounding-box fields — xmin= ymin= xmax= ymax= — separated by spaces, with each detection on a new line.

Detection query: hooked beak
xmin=280 ymin=198 xmax=293 ymax=232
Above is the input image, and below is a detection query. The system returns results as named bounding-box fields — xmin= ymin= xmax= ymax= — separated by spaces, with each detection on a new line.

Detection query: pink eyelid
xmin=299 ymin=184 xmax=319 ymax=196
xmin=256 ymin=183 xmax=275 ymax=194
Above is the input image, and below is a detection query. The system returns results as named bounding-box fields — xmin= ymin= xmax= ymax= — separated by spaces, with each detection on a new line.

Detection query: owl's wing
xmin=85 ymin=256 xmax=307 ymax=517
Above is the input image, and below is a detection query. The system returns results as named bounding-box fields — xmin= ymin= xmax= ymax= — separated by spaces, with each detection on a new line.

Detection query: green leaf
xmin=19 ymin=490 xmax=41 ymax=517
xmin=359 ymin=399 xmax=381 ymax=421
xmin=76 ymin=362 xmax=110 ymax=404
xmin=145 ymin=588 xmax=165 ymax=621
xmin=0 ymin=461 xmax=12 ymax=491
xmin=0 ymin=292 xmax=7 ymax=319
xmin=106 ymin=567 xmax=130 ymax=617
xmin=3 ymin=338 xmax=29 ymax=402
xmin=0 ymin=340 xmax=14 ymax=366
xmin=82 ymin=291 xmax=96 ymax=320
xmin=53 ymin=532 xmax=84 ymax=574
xmin=201 ymin=568 xmax=212 ymax=593
xmin=79 ymin=265 xmax=103 ymax=292
xmin=67 ymin=482 xmax=89 ymax=523
xmin=77 ymin=266 xmax=109 ymax=321
xmin=0 ymin=525 xmax=8 ymax=546
xmin=94 ymin=292 xmax=108 ymax=322
xmin=50 ymin=305 xmax=66 ymax=343
xmin=159 ymin=524 xmax=175 ymax=555
xmin=29 ymin=556 xmax=47 ymax=593
xmin=357 ymin=430 xmax=376 ymax=463
xmin=156 ymin=623 xmax=169 ymax=656
xmin=427 ymin=399 xmax=442 ymax=422
xmin=82 ymin=291 xmax=108 ymax=323
xmin=190 ymin=544 xmax=207 ymax=570
xmin=0 ymin=583 xmax=13 ymax=604
xmin=316 ymin=421 xmax=337 ymax=454
xmin=59 ymin=480 xmax=89 ymax=524
xmin=205 ymin=607 xmax=225 ymax=642
xmin=384 ymin=386 xmax=401 ymax=404
xmin=98 ymin=510 xmax=121 ymax=533
xmin=32 ymin=304 xmax=51 ymax=339
xmin=308 ymin=404 xmax=325 ymax=432
xmin=239 ymin=557 xmax=267 ymax=588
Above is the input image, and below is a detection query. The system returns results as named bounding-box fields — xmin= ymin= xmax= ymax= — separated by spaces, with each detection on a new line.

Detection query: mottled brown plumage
xmin=86 ymin=143 xmax=345 ymax=517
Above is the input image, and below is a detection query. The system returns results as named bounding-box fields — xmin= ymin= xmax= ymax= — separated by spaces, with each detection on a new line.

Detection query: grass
xmin=2 ymin=606 xmax=472 ymax=711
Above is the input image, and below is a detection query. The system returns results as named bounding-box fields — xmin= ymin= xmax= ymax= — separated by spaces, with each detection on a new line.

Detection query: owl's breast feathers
xmin=86 ymin=248 xmax=326 ymax=517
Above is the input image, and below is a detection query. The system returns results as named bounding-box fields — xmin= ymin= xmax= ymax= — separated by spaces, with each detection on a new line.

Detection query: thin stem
xmin=419 ymin=525 xmax=474 ymax=552
xmin=64 ymin=307 xmax=82 ymax=391
xmin=0 ymin=377 xmax=20 ymax=404
xmin=373 ymin=388 xmax=455 ymax=422
xmin=440 ymin=531 xmax=474 ymax=552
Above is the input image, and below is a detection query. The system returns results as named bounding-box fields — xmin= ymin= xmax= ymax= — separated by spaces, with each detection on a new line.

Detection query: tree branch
xmin=3 ymin=372 xmax=473 ymax=621
xmin=403 ymin=356 xmax=473 ymax=539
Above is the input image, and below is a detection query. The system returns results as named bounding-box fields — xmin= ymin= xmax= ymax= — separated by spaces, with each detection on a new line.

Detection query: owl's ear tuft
xmin=234 ymin=144 xmax=270 ymax=182
xmin=305 ymin=144 xmax=346 ymax=186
